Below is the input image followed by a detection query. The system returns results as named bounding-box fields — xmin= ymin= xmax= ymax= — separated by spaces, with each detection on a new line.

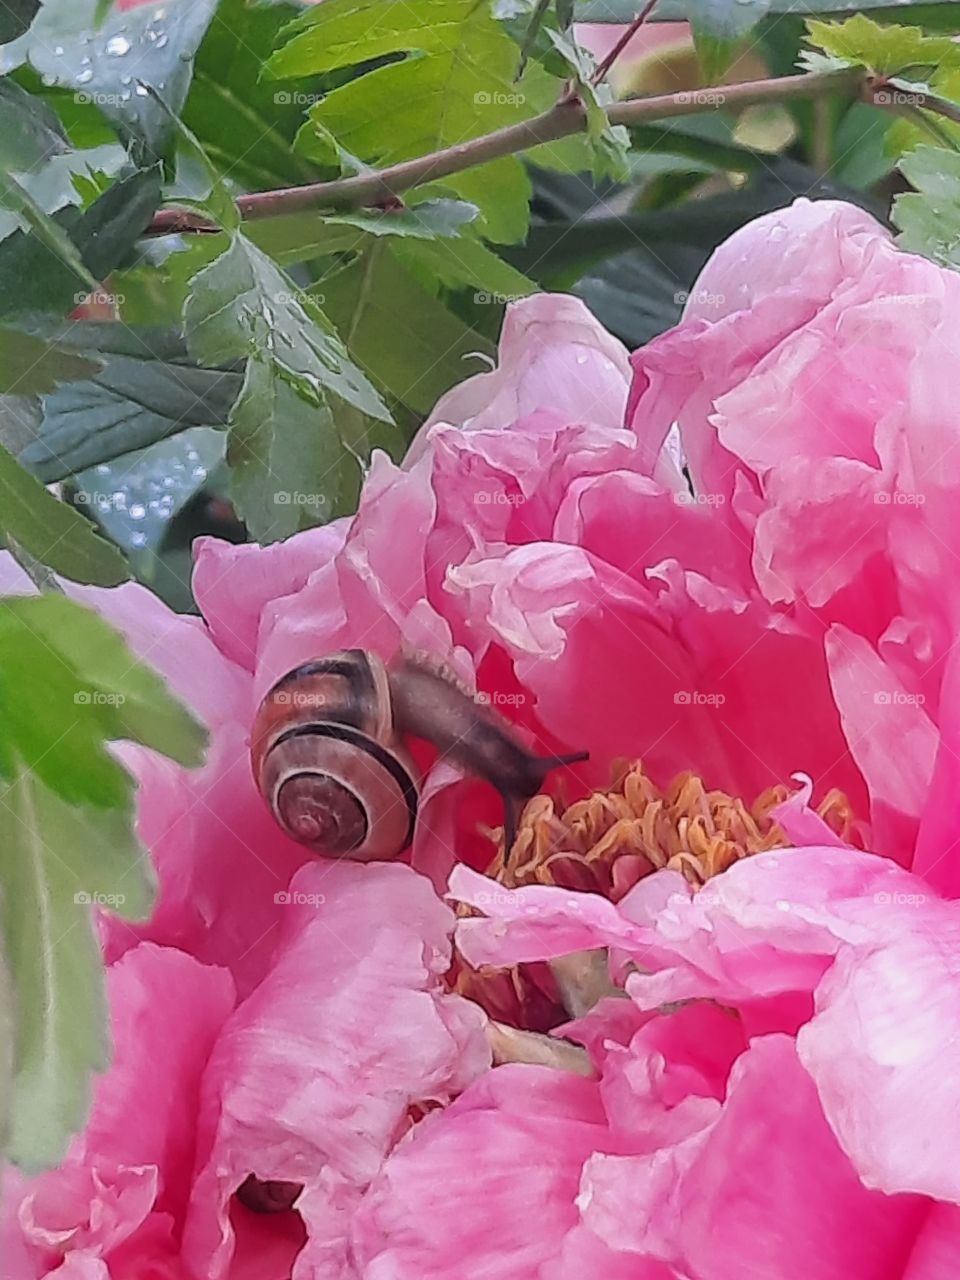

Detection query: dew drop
xmin=129 ymin=531 xmax=148 ymax=549
xmin=105 ymin=35 xmax=131 ymax=56
xmin=155 ymin=34 xmax=169 ymax=49
xmin=53 ymin=45 xmax=64 ymax=55
xmin=135 ymin=84 xmax=149 ymax=97
xmin=76 ymin=68 xmax=94 ymax=84
xmin=129 ymin=502 xmax=147 ymax=520
xmin=120 ymin=73 xmax=132 ymax=85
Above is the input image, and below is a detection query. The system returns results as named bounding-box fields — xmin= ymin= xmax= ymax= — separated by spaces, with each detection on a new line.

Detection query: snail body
xmin=251 ymin=648 xmax=588 ymax=861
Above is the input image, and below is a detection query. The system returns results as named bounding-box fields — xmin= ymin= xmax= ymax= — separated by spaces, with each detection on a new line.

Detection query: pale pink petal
xmin=352 ymin=1066 xmax=626 ymax=1280
xmin=183 ymin=861 xmax=489 ymax=1280
xmin=192 ymin=524 xmax=349 ymax=670
xmin=581 ymin=1035 xmax=922 ymax=1277
xmin=409 ymin=294 xmax=631 ymax=464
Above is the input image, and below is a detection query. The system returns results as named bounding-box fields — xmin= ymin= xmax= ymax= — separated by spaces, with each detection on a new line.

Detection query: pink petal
xmin=409 ymin=294 xmax=631 ymax=464
xmin=183 ymin=861 xmax=488 ymax=1280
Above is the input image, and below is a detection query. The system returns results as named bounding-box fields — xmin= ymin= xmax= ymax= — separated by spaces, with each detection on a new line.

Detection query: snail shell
xmin=250 ymin=650 xmax=418 ymax=861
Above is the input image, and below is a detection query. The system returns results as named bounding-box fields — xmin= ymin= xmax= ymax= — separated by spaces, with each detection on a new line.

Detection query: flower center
xmin=453 ymin=760 xmax=858 ymax=1034
xmin=489 ymin=759 xmax=859 ymax=895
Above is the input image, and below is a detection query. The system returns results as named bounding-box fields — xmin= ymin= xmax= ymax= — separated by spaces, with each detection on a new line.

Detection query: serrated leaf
xmin=894 ymin=144 xmax=960 ymax=269
xmin=575 ymin=0 xmax=957 ymax=16
xmin=0 ymin=166 xmax=162 ymax=322
xmin=18 ymin=324 xmax=241 ymax=482
xmin=268 ymin=0 xmax=570 ymax=243
xmin=0 ymin=170 xmax=98 ymax=301
xmin=226 ymin=357 xmax=343 ymax=542
xmin=184 ymin=232 xmax=390 ymax=422
xmin=543 ymin=28 xmax=631 ymax=180
xmin=2 ymin=0 xmax=219 ymax=157
xmin=246 ymin=199 xmax=482 ymax=266
xmin=0 ymin=442 xmax=129 ymax=585
xmin=0 ymin=595 xmax=207 ymax=801
xmin=395 ymin=235 xmax=536 ymax=297
xmin=182 ymin=0 xmax=317 ymax=190
xmin=322 ymin=242 xmax=497 ymax=414
xmin=805 ymin=14 xmax=960 ymax=76
xmin=0 ymin=594 xmax=206 ymax=1169
xmin=1 ymin=773 xmax=125 ymax=1169
xmin=0 ymin=329 xmax=100 ymax=395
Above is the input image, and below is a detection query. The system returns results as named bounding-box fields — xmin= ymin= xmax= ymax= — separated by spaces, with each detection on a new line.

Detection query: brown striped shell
xmin=250 ymin=650 xmax=419 ymax=860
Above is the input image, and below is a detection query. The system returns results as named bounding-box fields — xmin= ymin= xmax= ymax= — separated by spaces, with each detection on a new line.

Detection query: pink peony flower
xmin=7 ymin=196 xmax=960 ymax=1279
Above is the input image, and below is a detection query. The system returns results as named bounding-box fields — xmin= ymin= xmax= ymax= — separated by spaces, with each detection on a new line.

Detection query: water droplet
xmin=130 ymin=531 xmax=148 ymax=549
xmin=96 ymin=464 xmax=110 ymax=475
xmin=157 ymin=79 xmax=166 ymax=89
xmin=155 ymin=35 xmax=168 ymax=49
xmin=191 ymin=465 xmax=208 ymax=481
xmin=119 ymin=90 xmax=132 ymax=102
xmin=76 ymin=68 xmax=94 ymax=84
xmin=178 ymin=49 xmax=192 ymax=62
xmin=129 ymin=502 xmax=146 ymax=520
xmin=79 ymin=54 xmax=92 ymax=66
xmin=135 ymin=84 xmax=149 ymax=97
xmin=40 ymin=72 xmax=56 ymax=86
xmin=120 ymin=73 xmax=132 ymax=85
xmin=154 ymin=6 xmax=167 ymax=16
xmin=106 ymin=35 xmax=131 ymax=56
xmin=53 ymin=45 xmax=64 ymax=55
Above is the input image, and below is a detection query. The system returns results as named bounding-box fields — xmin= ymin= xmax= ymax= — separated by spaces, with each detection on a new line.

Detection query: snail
xmin=250 ymin=648 xmax=588 ymax=862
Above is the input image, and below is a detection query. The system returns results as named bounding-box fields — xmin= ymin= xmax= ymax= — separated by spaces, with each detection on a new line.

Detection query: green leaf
xmin=0 ymin=594 xmax=206 ymax=1169
xmin=0 ymin=329 xmax=100 ymax=395
xmin=395 ymin=235 xmax=536 ymax=296
xmin=245 ymin=199 xmax=480 ymax=267
xmin=226 ymin=358 xmax=343 ymax=542
xmin=71 ymin=427 xmax=225 ymax=560
xmin=268 ymin=0 xmax=570 ymax=243
xmin=575 ymin=0 xmax=958 ymax=17
xmin=804 ymin=13 xmax=960 ymax=76
xmin=322 ymin=242 xmax=497 ymax=414
xmin=894 ymin=144 xmax=960 ymax=269
xmin=182 ymin=0 xmax=317 ymax=190
xmin=18 ymin=325 xmax=242 ymax=482
xmin=0 ymin=169 xmax=98 ymax=301
xmin=0 ymin=166 xmax=162 ymax=322
xmin=2 ymin=0 xmax=219 ymax=157
xmin=0 ymin=78 xmax=70 ymax=172
xmin=0 ymin=594 xmax=207 ymax=801
xmin=0 ymin=443 xmax=129 ymax=584
xmin=2 ymin=773 xmax=125 ymax=1170
xmin=542 ymin=28 xmax=631 ymax=180
xmin=0 ymin=0 xmax=40 ymax=44
xmin=184 ymin=232 xmax=390 ymax=422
